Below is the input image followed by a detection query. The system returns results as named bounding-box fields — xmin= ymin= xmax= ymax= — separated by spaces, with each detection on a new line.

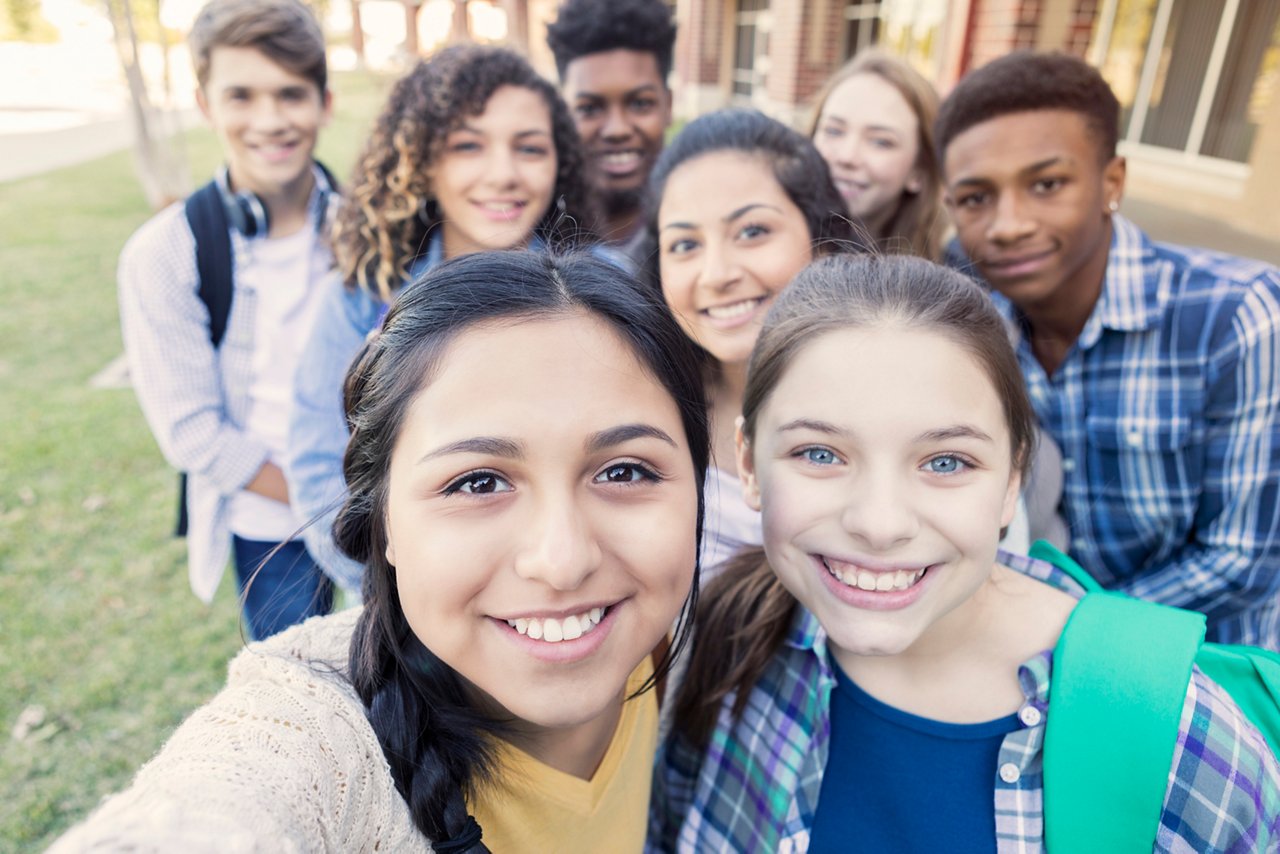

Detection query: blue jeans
xmin=232 ymin=536 xmax=333 ymax=641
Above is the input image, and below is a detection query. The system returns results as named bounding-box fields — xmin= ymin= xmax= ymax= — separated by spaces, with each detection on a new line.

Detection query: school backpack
xmin=1031 ymin=540 xmax=1280 ymax=852
xmin=172 ymin=164 xmax=336 ymax=536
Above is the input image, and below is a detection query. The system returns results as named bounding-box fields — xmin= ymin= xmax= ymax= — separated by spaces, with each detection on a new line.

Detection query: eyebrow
xmin=951 ymin=155 xmax=1064 ymax=188
xmin=916 ymin=425 xmax=994 ymax=444
xmin=586 ymin=423 xmax=677 ymax=453
xmin=660 ymin=202 xmax=781 ymax=233
xmin=418 ymin=436 xmax=524 ymax=464
xmin=449 ymin=125 xmax=550 ymax=139
xmin=576 ymin=84 xmax=662 ymax=100
xmin=777 ymin=419 xmax=994 ymax=444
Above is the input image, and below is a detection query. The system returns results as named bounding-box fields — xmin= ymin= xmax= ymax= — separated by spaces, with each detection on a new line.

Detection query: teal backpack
xmin=1029 ymin=540 xmax=1280 ymax=852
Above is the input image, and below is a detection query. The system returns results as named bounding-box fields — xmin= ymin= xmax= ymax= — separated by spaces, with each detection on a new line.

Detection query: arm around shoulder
xmin=50 ymin=617 xmax=426 ymax=852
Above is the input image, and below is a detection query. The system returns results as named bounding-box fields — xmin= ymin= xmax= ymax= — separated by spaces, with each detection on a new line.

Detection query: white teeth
xmin=824 ymin=559 xmax=927 ymax=593
xmin=602 ymin=152 xmax=640 ymax=164
xmin=506 ymin=607 xmax=605 ymax=643
xmin=705 ymin=298 xmax=762 ymax=320
xmin=481 ymin=201 xmax=521 ymax=212
xmin=543 ymin=619 xmax=563 ymax=642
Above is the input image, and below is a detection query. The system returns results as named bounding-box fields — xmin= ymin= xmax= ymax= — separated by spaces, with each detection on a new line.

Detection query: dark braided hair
xmin=332 ymin=45 xmax=598 ymax=303
xmin=336 ymin=250 xmax=709 ymax=849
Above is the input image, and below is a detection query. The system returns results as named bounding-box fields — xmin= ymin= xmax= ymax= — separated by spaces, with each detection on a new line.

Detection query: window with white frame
xmin=732 ymin=0 xmax=770 ymax=100
xmin=843 ymin=0 xmax=883 ymax=60
xmin=1093 ymin=0 xmax=1280 ymax=165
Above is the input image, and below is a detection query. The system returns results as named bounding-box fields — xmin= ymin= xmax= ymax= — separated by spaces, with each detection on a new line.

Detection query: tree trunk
xmin=104 ymin=0 xmax=190 ymax=210
xmin=350 ymin=0 xmax=366 ymax=68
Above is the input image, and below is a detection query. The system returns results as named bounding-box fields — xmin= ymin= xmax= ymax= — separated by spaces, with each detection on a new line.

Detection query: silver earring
xmin=1108 ymin=200 xmax=1119 ymax=213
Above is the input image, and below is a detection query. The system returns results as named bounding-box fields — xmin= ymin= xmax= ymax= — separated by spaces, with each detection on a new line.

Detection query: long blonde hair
xmin=808 ymin=50 xmax=948 ymax=261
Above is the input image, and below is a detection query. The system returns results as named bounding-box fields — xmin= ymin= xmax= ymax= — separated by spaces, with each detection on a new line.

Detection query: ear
xmin=1102 ymin=155 xmax=1126 ymax=213
xmin=320 ymin=87 xmax=334 ymax=128
xmin=735 ymin=417 xmax=762 ymax=512
xmin=1000 ymin=466 xmax=1023 ymax=530
xmin=196 ymin=87 xmax=212 ymax=124
xmin=659 ymin=86 xmax=674 ymax=129
xmin=384 ymin=531 xmax=396 ymax=567
xmin=904 ymin=166 xmax=925 ymax=196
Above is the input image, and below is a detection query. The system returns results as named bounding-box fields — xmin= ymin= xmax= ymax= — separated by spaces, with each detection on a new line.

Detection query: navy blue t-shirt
xmin=808 ymin=656 xmax=1019 ymax=853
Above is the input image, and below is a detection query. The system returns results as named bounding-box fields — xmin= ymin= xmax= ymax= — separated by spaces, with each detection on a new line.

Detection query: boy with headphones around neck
xmin=117 ymin=0 xmax=336 ymax=639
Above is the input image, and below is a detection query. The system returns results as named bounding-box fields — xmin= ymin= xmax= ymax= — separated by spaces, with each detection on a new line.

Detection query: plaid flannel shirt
xmin=953 ymin=216 xmax=1280 ymax=649
xmin=649 ymin=551 xmax=1280 ymax=853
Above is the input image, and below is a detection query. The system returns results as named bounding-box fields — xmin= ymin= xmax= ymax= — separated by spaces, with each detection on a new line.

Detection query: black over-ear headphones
xmin=214 ymin=162 xmax=336 ymax=238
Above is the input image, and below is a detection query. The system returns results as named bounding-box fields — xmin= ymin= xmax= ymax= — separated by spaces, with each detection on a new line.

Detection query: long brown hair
xmin=674 ymin=254 xmax=1036 ymax=746
xmin=808 ymin=50 xmax=947 ymax=261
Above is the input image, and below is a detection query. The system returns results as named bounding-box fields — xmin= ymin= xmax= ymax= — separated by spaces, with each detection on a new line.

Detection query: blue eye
xmin=443 ymin=471 xmax=511 ymax=495
xmin=594 ymin=462 xmax=661 ymax=485
xmin=738 ymin=223 xmax=770 ymax=240
xmin=666 ymin=237 xmax=698 ymax=255
xmin=799 ymin=447 xmax=841 ymax=466
xmin=925 ymin=455 xmax=967 ymax=475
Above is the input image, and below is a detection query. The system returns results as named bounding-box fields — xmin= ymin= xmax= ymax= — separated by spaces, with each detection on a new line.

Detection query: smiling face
xmin=563 ymin=49 xmax=672 ymax=205
xmin=657 ymin=151 xmax=814 ymax=368
xmin=198 ymin=45 xmax=331 ymax=200
xmin=943 ymin=109 xmax=1124 ymax=324
xmin=813 ymin=73 xmax=923 ymax=237
xmin=430 ymin=85 xmax=559 ymax=258
xmin=383 ymin=312 xmax=698 ymax=743
xmin=738 ymin=325 xmax=1020 ymax=669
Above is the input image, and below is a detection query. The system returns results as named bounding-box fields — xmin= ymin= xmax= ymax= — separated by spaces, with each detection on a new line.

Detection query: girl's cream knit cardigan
xmin=50 ymin=609 xmax=431 ymax=853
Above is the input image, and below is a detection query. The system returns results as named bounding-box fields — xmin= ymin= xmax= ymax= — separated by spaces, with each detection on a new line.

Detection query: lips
xmin=596 ymin=149 xmax=643 ymax=177
xmin=472 ymin=199 xmax=528 ymax=223
xmin=249 ymin=139 xmax=301 ymax=164
xmin=981 ymin=247 xmax=1055 ymax=279
xmin=699 ymin=295 xmax=769 ymax=330
xmin=832 ymin=177 xmax=868 ymax=201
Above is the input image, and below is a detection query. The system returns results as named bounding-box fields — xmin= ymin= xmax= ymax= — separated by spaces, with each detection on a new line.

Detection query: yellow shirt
xmin=470 ymin=658 xmax=658 ymax=854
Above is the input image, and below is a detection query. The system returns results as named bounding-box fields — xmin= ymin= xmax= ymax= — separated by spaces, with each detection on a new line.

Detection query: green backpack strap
xmin=1195 ymin=643 xmax=1280 ymax=757
xmin=1034 ymin=541 xmax=1207 ymax=853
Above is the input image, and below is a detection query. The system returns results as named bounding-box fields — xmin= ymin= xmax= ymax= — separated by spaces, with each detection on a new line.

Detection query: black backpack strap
xmin=185 ymin=179 xmax=234 ymax=347
xmin=173 ymin=181 xmax=235 ymax=537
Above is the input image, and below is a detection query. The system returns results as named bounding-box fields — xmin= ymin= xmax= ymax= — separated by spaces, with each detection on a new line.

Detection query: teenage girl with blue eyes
xmin=651 ymin=253 xmax=1280 ymax=853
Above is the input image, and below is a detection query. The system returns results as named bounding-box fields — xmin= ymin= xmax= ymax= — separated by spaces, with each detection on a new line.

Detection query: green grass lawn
xmin=0 ymin=68 xmax=392 ymax=851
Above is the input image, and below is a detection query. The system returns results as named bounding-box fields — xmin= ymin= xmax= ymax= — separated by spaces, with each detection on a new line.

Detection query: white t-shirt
xmin=227 ymin=227 xmax=328 ymax=541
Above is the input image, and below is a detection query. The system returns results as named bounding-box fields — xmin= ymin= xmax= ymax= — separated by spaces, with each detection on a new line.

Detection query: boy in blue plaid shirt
xmin=939 ymin=52 xmax=1280 ymax=650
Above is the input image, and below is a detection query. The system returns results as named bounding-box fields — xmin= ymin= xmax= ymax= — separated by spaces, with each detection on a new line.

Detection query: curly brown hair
xmin=332 ymin=45 xmax=596 ymax=301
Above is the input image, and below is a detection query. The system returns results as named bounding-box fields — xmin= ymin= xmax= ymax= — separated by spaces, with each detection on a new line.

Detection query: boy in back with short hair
xmin=118 ymin=0 xmax=337 ymax=638
xmin=937 ymin=51 xmax=1280 ymax=649
xmin=546 ymin=0 xmax=676 ymax=255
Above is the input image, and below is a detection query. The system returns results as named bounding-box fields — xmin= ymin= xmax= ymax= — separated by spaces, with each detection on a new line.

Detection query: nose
xmin=696 ymin=240 xmax=742 ymax=293
xmin=250 ymin=95 xmax=288 ymax=134
xmin=834 ymin=137 xmax=865 ymax=169
xmin=986 ymin=191 xmax=1036 ymax=246
xmin=513 ymin=489 xmax=602 ymax=591
xmin=600 ymin=104 xmax=632 ymax=142
xmin=484 ymin=145 xmax=519 ymax=189
xmin=839 ymin=468 xmax=919 ymax=552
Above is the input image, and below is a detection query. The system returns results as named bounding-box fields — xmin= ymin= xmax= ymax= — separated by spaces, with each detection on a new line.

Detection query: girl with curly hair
xmin=287 ymin=45 xmax=599 ymax=590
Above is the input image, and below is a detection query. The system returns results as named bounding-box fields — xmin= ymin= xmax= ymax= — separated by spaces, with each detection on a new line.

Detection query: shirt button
xmin=1000 ymin=763 xmax=1021 ymax=784
xmin=1061 ymin=457 xmax=1076 ymax=473
xmin=1073 ymin=537 xmax=1089 ymax=551
xmin=1126 ymin=431 xmax=1144 ymax=448
xmin=1019 ymin=705 xmax=1042 ymax=727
